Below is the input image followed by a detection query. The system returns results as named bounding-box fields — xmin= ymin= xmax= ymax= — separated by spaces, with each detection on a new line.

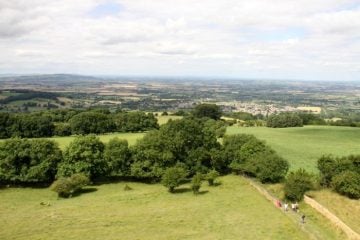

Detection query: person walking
xmin=284 ymin=203 xmax=289 ymax=212
xmin=301 ymin=214 xmax=306 ymax=224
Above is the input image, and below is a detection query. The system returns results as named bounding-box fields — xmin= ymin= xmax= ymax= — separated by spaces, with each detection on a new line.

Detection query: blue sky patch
xmin=89 ymin=1 xmax=124 ymax=18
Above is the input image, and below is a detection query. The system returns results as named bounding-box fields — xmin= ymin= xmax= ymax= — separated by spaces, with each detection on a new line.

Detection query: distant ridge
xmin=0 ymin=74 xmax=103 ymax=82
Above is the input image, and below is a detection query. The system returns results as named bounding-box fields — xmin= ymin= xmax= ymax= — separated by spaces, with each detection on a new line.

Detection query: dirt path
xmin=304 ymin=196 xmax=360 ymax=240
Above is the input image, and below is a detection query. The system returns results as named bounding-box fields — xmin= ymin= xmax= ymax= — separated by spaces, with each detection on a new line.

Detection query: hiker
xmin=301 ymin=214 xmax=306 ymax=224
xmin=291 ymin=203 xmax=296 ymax=211
xmin=295 ymin=202 xmax=299 ymax=212
xmin=276 ymin=199 xmax=282 ymax=208
xmin=284 ymin=203 xmax=289 ymax=212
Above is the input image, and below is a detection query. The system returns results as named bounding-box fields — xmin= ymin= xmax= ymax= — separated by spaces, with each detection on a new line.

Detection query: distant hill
xmin=0 ymin=74 xmax=103 ymax=83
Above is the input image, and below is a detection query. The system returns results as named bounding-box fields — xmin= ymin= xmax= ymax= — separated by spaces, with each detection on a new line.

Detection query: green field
xmin=156 ymin=115 xmax=183 ymax=125
xmin=0 ymin=175 xmax=345 ymax=240
xmin=226 ymin=125 xmax=360 ymax=172
xmin=46 ymin=132 xmax=145 ymax=150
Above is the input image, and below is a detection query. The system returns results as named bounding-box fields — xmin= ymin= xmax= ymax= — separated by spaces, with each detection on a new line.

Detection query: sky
xmin=0 ymin=0 xmax=359 ymax=81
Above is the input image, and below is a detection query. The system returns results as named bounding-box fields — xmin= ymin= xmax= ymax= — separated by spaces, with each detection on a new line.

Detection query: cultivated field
xmin=226 ymin=125 xmax=360 ymax=173
xmin=0 ymin=175 xmax=343 ymax=240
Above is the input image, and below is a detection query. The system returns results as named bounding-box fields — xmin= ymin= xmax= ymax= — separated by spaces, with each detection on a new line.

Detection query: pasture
xmin=0 ymin=175 xmax=344 ymax=240
xmin=226 ymin=125 xmax=360 ymax=173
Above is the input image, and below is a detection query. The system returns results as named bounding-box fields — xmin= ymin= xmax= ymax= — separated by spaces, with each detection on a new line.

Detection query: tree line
xmin=0 ymin=109 xmax=159 ymax=139
xmin=0 ymin=117 xmax=289 ymax=191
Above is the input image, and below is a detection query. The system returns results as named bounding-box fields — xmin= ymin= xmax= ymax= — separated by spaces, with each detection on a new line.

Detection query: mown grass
xmin=226 ymin=125 xmax=360 ymax=173
xmin=0 ymin=175 xmax=315 ymax=240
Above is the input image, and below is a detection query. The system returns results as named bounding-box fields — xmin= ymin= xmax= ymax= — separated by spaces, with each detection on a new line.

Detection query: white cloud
xmin=0 ymin=0 xmax=359 ymax=80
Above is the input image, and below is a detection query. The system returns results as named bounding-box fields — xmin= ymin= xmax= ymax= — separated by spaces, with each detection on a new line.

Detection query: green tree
xmin=0 ymin=112 xmax=13 ymax=138
xmin=57 ymin=135 xmax=106 ymax=179
xmin=11 ymin=114 xmax=55 ymax=138
xmin=69 ymin=112 xmax=115 ymax=134
xmin=267 ymin=113 xmax=303 ymax=128
xmin=191 ymin=172 xmax=203 ymax=194
xmin=331 ymin=171 xmax=360 ymax=199
xmin=205 ymin=170 xmax=219 ymax=186
xmin=193 ymin=104 xmax=222 ymax=120
xmin=104 ymin=138 xmax=132 ymax=177
xmin=161 ymin=166 xmax=187 ymax=193
xmin=284 ymin=169 xmax=314 ymax=201
xmin=131 ymin=118 xmax=220 ymax=179
xmin=114 ymin=111 xmax=159 ymax=132
xmin=244 ymin=153 xmax=289 ymax=183
xmin=0 ymin=138 xmax=62 ymax=183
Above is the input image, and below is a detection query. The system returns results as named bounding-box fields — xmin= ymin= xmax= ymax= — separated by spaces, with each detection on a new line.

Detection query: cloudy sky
xmin=0 ymin=0 xmax=359 ymax=81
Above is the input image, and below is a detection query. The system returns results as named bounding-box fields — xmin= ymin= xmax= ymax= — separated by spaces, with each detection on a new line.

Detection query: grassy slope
xmin=227 ymin=125 xmax=360 ymax=235
xmin=308 ymin=189 xmax=360 ymax=234
xmin=226 ymin=125 xmax=360 ymax=173
xmin=0 ymin=175 xmax=313 ymax=240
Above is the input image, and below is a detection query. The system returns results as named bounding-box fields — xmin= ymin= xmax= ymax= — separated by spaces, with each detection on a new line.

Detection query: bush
xmin=331 ymin=171 xmax=360 ymax=199
xmin=205 ymin=170 xmax=219 ymax=186
xmin=51 ymin=173 xmax=90 ymax=198
xmin=161 ymin=166 xmax=187 ymax=193
xmin=284 ymin=169 xmax=314 ymax=201
xmin=191 ymin=173 xmax=203 ymax=194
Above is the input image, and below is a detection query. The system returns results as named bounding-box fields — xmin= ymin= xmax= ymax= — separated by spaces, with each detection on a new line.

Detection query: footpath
xmin=246 ymin=178 xmax=360 ymax=240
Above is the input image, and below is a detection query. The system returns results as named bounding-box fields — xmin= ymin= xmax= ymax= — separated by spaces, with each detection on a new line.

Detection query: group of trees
xmin=0 ymin=110 xmax=159 ymax=139
xmin=282 ymin=154 xmax=360 ymax=201
xmin=0 ymin=117 xmax=290 ymax=195
xmin=226 ymin=134 xmax=289 ymax=183
xmin=267 ymin=113 xmax=303 ymax=128
xmin=318 ymin=155 xmax=360 ymax=199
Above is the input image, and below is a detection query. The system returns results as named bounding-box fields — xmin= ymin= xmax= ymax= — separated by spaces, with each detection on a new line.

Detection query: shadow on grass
xmin=196 ymin=190 xmax=209 ymax=195
xmin=71 ymin=187 xmax=98 ymax=198
xmin=212 ymin=182 xmax=222 ymax=187
xmin=172 ymin=188 xmax=192 ymax=194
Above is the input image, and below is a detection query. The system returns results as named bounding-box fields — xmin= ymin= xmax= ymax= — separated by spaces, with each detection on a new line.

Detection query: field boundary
xmin=304 ymin=195 xmax=360 ymax=240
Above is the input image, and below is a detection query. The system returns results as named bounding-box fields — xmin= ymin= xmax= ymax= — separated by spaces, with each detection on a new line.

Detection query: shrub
xmin=161 ymin=166 xmax=187 ymax=193
xmin=284 ymin=169 xmax=314 ymax=201
xmin=51 ymin=173 xmax=90 ymax=198
xmin=205 ymin=170 xmax=219 ymax=186
xmin=191 ymin=173 xmax=203 ymax=194
xmin=331 ymin=171 xmax=360 ymax=199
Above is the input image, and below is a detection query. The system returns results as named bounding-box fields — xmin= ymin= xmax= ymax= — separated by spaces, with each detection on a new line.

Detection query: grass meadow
xmin=0 ymin=175 xmax=345 ymax=240
xmin=226 ymin=125 xmax=360 ymax=173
